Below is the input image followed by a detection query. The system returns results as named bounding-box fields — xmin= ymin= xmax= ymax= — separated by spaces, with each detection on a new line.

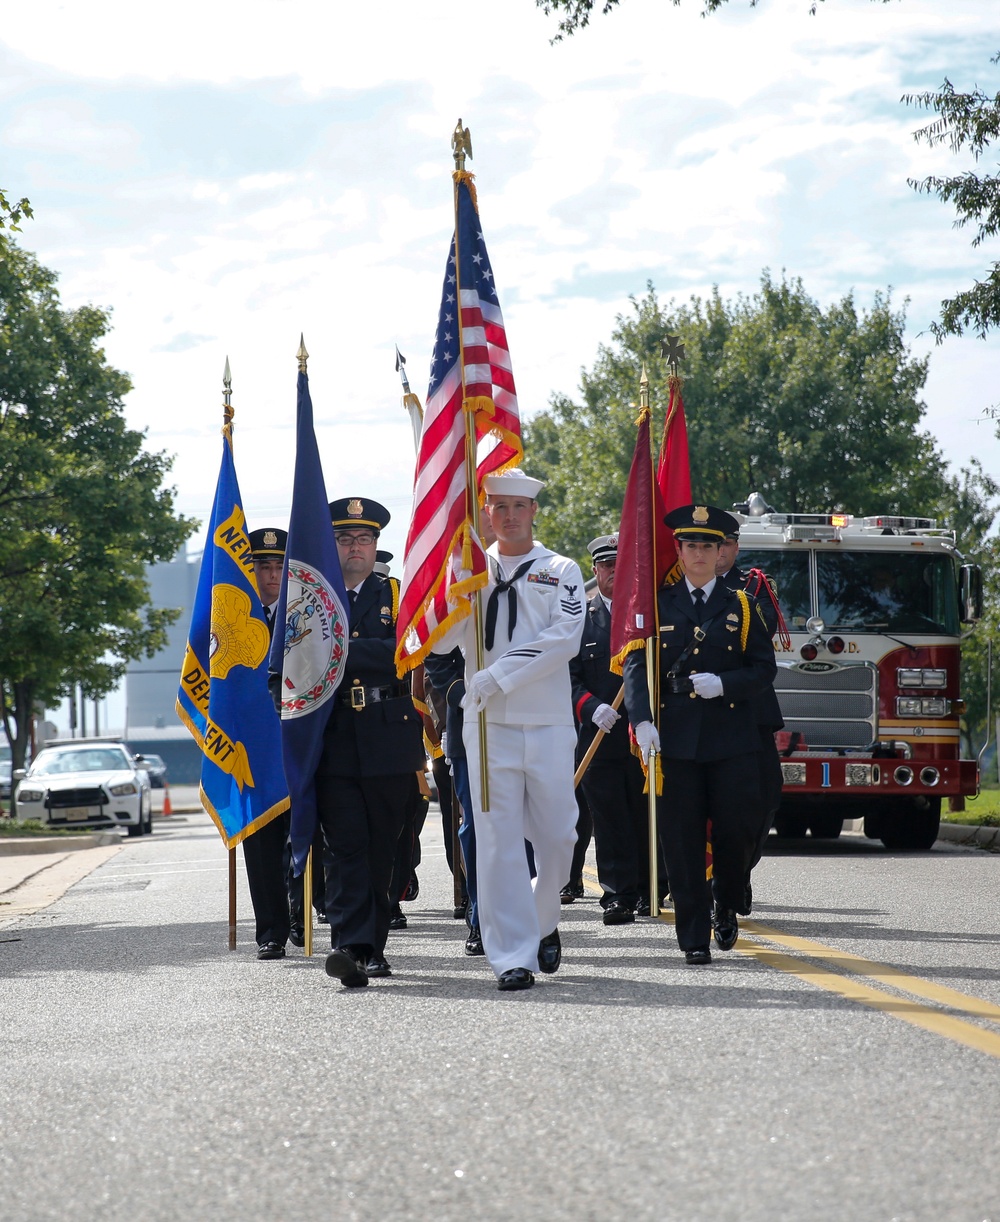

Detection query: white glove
xmin=691 ymin=672 xmax=724 ymax=700
xmin=464 ymin=669 xmax=500 ymax=713
xmin=592 ymin=702 xmax=620 ymax=734
xmin=634 ymin=721 xmax=660 ymax=764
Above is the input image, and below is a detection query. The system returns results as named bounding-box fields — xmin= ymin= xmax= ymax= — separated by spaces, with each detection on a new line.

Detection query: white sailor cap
xmin=482 ymin=470 xmax=545 ymax=499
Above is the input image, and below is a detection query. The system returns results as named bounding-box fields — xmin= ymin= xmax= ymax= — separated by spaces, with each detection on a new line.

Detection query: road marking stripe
xmin=741 ymin=919 xmax=1000 ymax=1025
xmin=583 ymin=866 xmax=1000 ymax=1056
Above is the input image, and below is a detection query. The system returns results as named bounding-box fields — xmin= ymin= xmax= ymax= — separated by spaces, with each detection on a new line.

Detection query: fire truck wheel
xmin=773 ymin=813 xmax=809 ymax=839
xmin=808 ymin=815 xmax=844 ymax=840
xmin=877 ymin=798 xmax=941 ymax=852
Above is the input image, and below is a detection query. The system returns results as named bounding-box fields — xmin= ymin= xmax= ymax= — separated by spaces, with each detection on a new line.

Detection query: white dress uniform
xmin=433 ymin=538 xmax=586 ymax=976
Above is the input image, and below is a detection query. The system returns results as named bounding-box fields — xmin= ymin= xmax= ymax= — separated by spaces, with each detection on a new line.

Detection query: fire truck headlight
xmin=897 ymin=697 xmax=923 ymax=716
xmin=921 ymin=669 xmax=947 ymax=688
xmin=897 ymin=669 xmax=924 ymax=687
xmin=921 ymin=698 xmax=950 ymax=717
xmin=827 ymin=636 xmax=845 ymax=654
xmin=800 ymin=643 xmax=819 ymax=661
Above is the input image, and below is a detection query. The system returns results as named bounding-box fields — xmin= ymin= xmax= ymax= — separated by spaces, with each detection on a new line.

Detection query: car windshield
xmin=817 ymin=551 xmax=959 ymax=635
xmin=736 ymin=549 xmax=811 ymax=630
xmin=31 ymin=748 xmax=131 ymax=775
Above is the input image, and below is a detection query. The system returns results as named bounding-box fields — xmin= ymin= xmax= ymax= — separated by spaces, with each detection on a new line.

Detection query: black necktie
xmin=484 ymin=559 xmax=534 ymax=650
xmin=264 ymin=605 xmax=273 ymax=627
xmin=349 ymin=589 xmax=358 ymax=611
xmin=692 ymin=587 xmax=705 ymax=624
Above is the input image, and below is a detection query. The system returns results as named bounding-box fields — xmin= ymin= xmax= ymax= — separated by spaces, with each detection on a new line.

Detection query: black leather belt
xmin=341 ymin=683 xmax=409 ymax=710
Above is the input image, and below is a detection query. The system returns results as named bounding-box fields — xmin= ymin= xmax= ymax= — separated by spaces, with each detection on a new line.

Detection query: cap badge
xmin=608 ymin=534 xmax=618 ymax=548
xmin=693 ymin=506 xmax=710 ymax=523
xmin=263 ymin=530 xmax=277 ymax=548
xmin=347 ymin=498 xmax=364 ymax=517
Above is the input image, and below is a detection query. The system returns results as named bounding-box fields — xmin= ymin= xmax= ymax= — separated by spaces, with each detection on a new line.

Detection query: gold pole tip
xmin=297 ymin=334 xmax=309 ymax=372
xmin=640 ymin=362 xmax=649 ymax=388
xmin=223 ymin=355 xmax=231 ymax=387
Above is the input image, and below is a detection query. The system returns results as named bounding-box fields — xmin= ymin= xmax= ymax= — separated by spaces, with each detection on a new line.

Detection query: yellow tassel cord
xmin=737 ymin=588 xmax=751 ymax=651
xmin=389 ymin=576 xmax=401 ymax=623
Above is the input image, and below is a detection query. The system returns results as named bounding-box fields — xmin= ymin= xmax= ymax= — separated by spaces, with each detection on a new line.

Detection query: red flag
xmin=395 ymin=173 xmax=522 ymax=675
xmin=609 ymin=406 xmax=666 ymax=674
xmin=656 ymin=374 xmax=692 ymax=586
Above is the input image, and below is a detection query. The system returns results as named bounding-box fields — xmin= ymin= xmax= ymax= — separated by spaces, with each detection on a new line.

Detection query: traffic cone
xmin=162 ymin=784 xmax=173 ymax=817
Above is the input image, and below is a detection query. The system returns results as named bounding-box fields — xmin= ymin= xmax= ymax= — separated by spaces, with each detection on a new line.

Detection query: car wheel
xmin=143 ymin=797 xmax=153 ymax=835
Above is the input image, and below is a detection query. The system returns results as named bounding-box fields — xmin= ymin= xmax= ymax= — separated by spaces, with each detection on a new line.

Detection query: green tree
xmin=0 ymin=237 xmax=196 ymax=785
xmin=526 ymin=275 xmax=946 ymax=567
xmin=536 ymin=0 xmax=893 ymax=42
xmin=0 ymin=188 xmax=32 ymax=233
xmin=905 ymin=56 xmax=1000 ymax=339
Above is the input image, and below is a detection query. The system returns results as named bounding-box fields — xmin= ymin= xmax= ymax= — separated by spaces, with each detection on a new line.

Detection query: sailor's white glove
xmin=691 ymin=672 xmax=724 ymax=700
xmin=464 ymin=669 xmax=500 ymax=713
xmin=634 ymin=721 xmax=661 ymax=764
xmin=592 ymin=703 xmax=620 ymax=734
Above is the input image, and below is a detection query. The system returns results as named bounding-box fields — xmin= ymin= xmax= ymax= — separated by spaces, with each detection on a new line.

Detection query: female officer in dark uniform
xmin=623 ymin=505 xmax=776 ymax=964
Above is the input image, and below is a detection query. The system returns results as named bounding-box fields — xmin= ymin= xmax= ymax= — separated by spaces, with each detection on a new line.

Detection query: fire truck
xmin=734 ymin=495 xmax=983 ymax=851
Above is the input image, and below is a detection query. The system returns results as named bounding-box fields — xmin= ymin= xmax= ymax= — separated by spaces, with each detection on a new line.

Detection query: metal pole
xmin=304 ymin=847 xmax=314 ymax=957
xmin=228 ymin=848 xmax=237 ymax=950
xmin=646 ymin=645 xmax=659 ymax=918
xmin=223 ymin=355 xmax=238 ymax=951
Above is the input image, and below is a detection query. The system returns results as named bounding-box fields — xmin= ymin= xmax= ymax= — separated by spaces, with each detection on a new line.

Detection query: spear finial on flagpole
xmin=395 ymin=346 xmax=424 ymax=453
xmin=640 ymin=362 xmax=650 ymax=414
xmin=297 ymin=334 xmax=309 ymax=373
xmin=222 ymin=356 xmax=234 ymax=442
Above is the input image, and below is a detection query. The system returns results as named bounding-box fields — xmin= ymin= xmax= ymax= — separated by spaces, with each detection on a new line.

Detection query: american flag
xmin=395 ymin=173 xmax=522 ymax=675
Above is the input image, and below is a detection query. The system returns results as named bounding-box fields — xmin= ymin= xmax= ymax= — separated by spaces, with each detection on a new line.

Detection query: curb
xmin=0 ymin=832 xmax=123 ymax=857
xmin=937 ymin=822 xmax=1000 ymax=850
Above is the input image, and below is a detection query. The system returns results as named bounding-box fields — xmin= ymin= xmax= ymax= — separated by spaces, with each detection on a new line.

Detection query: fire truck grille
xmin=774 ymin=664 xmax=877 ymax=750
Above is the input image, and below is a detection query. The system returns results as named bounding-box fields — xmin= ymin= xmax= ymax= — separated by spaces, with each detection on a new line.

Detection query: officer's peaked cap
xmin=665 ymin=504 xmax=740 ymax=542
xmin=248 ymin=527 xmax=287 ymax=557
xmin=329 ymin=498 xmax=390 ymax=532
xmin=587 ymin=534 xmax=618 ymax=564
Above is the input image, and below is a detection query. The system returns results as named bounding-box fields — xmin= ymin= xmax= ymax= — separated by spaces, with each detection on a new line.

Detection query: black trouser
xmin=658 ymin=754 xmax=760 ymax=951
xmin=582 ymin=753 xmax=666 ymax=906
xmin=749 ymin=728 xmax=783 ymax=871
xmin=315 ymin=773 xmax=411 ymax=956
xmin=390 ymin=781 xmax=427 ymax=903
xmin=242 ymin=810 xmax=291 ymax=947
xmin=566 ymin=787 xmax=593 ymax=886
xmin=285 ymin=824 xmax=331 ymax=924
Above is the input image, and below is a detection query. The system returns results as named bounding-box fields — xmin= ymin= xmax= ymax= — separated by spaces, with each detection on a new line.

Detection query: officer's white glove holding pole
xmin=691 ymin=672 xmax=724 ymax=700
xmin=634 ymin=721 xmax=660 ymax=765
xmin=592 ymin=703 xmax=620 ymax=734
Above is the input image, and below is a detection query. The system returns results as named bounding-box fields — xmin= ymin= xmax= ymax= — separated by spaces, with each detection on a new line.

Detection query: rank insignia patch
xmin=527 ymin=571 xmax=560 ymax=586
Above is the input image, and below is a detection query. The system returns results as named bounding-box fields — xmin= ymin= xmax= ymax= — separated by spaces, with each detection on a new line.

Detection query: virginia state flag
xmin=268 ymin=370 xmax=350 ymax=874
xmin=176 ymin=429 xmax=289 ymax=848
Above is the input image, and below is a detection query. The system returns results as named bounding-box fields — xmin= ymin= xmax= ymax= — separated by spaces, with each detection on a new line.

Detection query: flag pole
xmin=395 ymin=346 xmax=424 ymax=451
xmin=223 ymin=356 xmax=239 ymax=951
xmin=640 ymin=363 xmax=661 ymax=919
xmin=295 ymin=336 xmax=316 ymax=960
xmin=452 ymin=119 xmax=491 ymax=813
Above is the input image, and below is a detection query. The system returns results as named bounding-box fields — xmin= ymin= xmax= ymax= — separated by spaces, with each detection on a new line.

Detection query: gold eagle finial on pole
xmin=452 ymin=119 xmax=473 ymax=172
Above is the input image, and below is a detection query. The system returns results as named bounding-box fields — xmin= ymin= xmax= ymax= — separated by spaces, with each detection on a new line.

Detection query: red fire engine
xmin=735 ymin=495 xmax=983 ymax=851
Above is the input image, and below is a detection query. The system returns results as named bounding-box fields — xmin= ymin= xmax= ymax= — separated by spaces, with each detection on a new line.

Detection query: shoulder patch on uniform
xmin=560 ymin=581 xmax=582 ymax=615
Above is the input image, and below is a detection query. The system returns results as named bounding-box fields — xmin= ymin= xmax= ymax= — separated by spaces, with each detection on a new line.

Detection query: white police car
xmin=15 ymin=740 xmax=153 ymax=836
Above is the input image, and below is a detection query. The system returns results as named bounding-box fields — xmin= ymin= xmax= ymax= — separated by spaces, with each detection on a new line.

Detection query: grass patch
xmin=943 ymin=789 xmax=1000 ymax=827
xmin=0 ymin=818 xmax=97 ymax=838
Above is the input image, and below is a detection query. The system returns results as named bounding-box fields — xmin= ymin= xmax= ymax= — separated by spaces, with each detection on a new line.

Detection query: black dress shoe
xmin=453 ymin=898 xmax=469 ymax=920
xmin=316 ymin=910 xmax=329 ymax=925
xmin=635 ymin=897 xmax=650 ymax=917
xmin=713 ymin=906 xmax=739 ymax=951
xmin=538 ymin=928 xmax=561 ymax=974
xmin=465 ymin=925 xmax=484 ymax=956
xmin=365 ymin=954 xmax=392 ymax=978
xmin=602 ymin=900 xmax=635 ymax=926
xmin=497 ymin=967 xmax=535 ymax=991
xmin=388 ymin=908 xmax=408 ymax=931
xmin=256 ymin=941 xmax=285 ymax=960
xmin=559 ymin=881 xmax=584 ymax=904
xmin=325 ymin=948 xmax=369 ymax=988
xmin=685 ymin=947 xmax=712 ymax=965
xmin=740 ymin=879 xmax=753 ymax=915
xmin=402 ymin=875 xmax=419 ymax=902
xmin=288 ymin=924 xmax=305 ymax=948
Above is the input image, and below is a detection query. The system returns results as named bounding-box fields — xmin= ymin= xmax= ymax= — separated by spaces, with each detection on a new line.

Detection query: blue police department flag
xmin=268 ymin=370 xmax=350 ymax=874
xmin=176 ymin=431 xmax=289 ymax=848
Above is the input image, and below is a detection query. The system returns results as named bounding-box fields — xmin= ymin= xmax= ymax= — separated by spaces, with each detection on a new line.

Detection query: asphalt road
xmin=1 ymin=811 xmax=999 ymax=1222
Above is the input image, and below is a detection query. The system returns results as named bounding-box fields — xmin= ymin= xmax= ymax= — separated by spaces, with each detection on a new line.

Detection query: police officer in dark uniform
xmin=570 ymin=534 xmax=663 ymax=924
xmin=318 ymin=498 xmax=426 ymax=989
xmin=623 ymin=505 xmax=777 ymax=964
xmin=243 ymin=528 xmax=292 ymax=960
xmin=716 ymin=524 xmax=784 ymax=912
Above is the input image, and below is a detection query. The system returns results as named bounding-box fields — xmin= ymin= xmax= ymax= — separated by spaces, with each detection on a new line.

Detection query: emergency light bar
xmin=862 ymin=515 xmax=936 ymax=530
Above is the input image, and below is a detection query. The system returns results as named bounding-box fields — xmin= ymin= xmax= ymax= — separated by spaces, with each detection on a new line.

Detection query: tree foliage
xmin=525 ymin=275 xmax=947 ymax=566
xmin=536 ymin=0 xmax=893 ymax=41
xmin=905 ymin=55 xmax=1000 ymax=339
xmin=0 ymin=237 xmax=196 ymax=774
xmin=0 ymin=189 xmax=32 ymax=233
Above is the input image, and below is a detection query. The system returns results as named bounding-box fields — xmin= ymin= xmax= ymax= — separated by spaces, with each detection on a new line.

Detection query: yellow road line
xmin=582 ymin=866 xmax=1000 ymax=1057
xmin=741 ymin=919 xmax=1000 ymax=1026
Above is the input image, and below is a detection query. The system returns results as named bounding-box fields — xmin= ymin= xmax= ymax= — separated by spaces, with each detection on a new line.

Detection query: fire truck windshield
xmin=817 ymin=552 xmax=959 ymax=635
xmin=736 ymin=550 xmax=811 ymax=629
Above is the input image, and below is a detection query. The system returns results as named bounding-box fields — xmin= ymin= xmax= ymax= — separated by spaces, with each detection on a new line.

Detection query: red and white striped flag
xmin=395 ymin=173 xmax=522 ymax=675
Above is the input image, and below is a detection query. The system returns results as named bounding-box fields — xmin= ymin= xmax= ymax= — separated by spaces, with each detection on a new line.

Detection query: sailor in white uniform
xmin=431 ymin=470 xmax=586 ymax=991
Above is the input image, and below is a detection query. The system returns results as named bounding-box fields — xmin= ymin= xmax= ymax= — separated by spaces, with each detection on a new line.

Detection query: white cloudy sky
xmin=4 ymin=0 xmax=1000 ymax=576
